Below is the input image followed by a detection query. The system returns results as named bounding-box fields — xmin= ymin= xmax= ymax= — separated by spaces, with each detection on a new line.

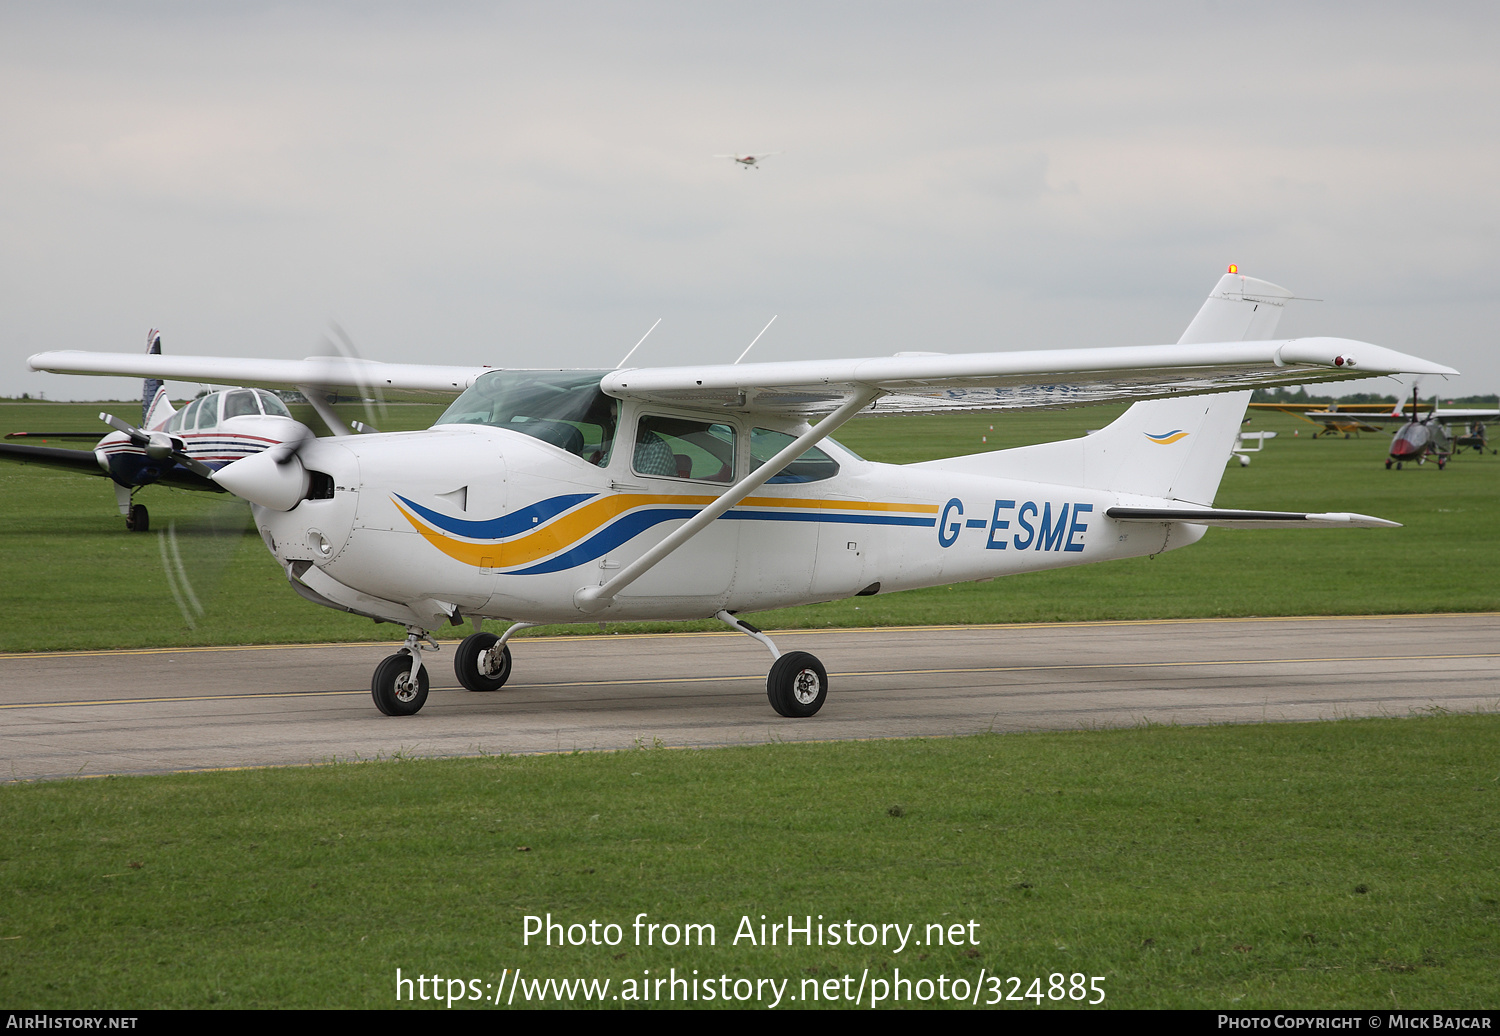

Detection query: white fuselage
xmin=254 ymin=415 xmax=1197 ymax=628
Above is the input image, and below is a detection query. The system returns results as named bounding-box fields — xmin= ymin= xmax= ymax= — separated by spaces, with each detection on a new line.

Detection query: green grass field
xmin=1 ymin=715 xmax=1495 ymax=1009
xmin=1 ymin=400 xmax=1496 ymax=653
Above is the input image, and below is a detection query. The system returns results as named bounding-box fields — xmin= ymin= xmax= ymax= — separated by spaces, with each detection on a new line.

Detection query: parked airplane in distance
xmin=2 ymin=331 xmax=314 ymax=531
xmin=30 ymin=269 xmax=1455 ymax=716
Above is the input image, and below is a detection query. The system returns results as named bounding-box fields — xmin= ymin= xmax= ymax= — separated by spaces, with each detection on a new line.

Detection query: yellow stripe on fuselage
xmin=393 ymin=493 xmax=940 ymax=570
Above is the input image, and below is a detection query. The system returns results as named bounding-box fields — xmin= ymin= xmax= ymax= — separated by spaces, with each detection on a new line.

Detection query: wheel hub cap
xmin=793 ymin=669 xmax=820 ymax=705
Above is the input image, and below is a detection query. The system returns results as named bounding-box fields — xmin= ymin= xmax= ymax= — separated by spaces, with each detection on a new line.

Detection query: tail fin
xmin=140 ymin=329 xmax=175 ymax=430
xmin=916 ymin=270 xmax=1293 ymax=505
xmin=1076 ymin=271 xmax=1291 ymax=503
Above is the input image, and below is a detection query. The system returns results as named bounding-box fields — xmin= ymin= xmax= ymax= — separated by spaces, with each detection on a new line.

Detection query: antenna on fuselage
xmin=616 ymin=317 xmax=662 ymax=369
xmin=734 ymin=315 xmax=778 ymax=364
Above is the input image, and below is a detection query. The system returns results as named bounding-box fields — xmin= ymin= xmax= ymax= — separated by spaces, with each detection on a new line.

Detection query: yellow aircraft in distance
xmin=1246 ymin=400 xmax=1429 ymax=437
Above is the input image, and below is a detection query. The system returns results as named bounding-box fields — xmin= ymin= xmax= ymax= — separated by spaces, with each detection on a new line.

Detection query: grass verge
xmin=1 ymin=714 xmax=1496 ymax=1009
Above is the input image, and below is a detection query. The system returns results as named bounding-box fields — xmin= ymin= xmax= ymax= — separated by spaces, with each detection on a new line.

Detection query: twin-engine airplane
xmin=29 ymin=270 xmax=1455 ymax=718
xmin=3 ymin=331 xmax=314 ymax=531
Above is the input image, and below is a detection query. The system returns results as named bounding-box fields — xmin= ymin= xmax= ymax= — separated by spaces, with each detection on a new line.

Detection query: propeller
xmin=209 ymin=431 xmax=316 ymax=510
xmin=156 ymin=501 xmax=256 ymax=630
xmin=316 ymin=322 xmax=388 ymax=435
xmin=98 ymin=411 xmax=214 ymax=478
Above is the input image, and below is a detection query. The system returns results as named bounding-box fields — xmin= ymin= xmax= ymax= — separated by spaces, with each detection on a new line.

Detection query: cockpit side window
xmin=633 ymin=416 xmax=735 ymax=482
xmin=434 ymin=371 xmax=616 ymax=466
xmin=224 ymin=390 xmax=260 ymax=419
xmin=256 ymin=390 xmax=293 ymax=418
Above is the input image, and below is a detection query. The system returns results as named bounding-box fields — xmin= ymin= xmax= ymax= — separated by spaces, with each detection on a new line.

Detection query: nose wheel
xmin=371 ymin=652 xmax=429 ymax=716
xmin=371 ymin=628 xmax=437 ymax=716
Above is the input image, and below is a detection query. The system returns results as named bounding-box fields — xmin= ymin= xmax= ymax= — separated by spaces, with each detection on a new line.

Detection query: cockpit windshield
xmin=434 ymin=370 xmax=617 ymax=466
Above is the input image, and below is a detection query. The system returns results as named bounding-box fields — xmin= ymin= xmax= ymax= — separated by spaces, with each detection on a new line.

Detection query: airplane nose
xmin=213 ymin=446 xmax=310 ymax=510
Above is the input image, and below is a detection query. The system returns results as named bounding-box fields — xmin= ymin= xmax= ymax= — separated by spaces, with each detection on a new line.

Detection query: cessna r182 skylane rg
xmin=29 ymin=270 xmax=1455 ymax=718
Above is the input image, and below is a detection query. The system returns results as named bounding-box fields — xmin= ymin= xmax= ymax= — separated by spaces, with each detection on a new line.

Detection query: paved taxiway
xmin=2 ymin=613 xmax=1495 ymax=781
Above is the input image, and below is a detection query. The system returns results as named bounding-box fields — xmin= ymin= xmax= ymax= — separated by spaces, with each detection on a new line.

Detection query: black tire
xmin=454 ymin=632 xmax=511 ymax=692
xmin=766 ymin=651 xmax=828 ymax=718
xmin=126 ymin=504 xmax=149 ymax=532
xmin=372 ymin=652 xmax=429 ymax=716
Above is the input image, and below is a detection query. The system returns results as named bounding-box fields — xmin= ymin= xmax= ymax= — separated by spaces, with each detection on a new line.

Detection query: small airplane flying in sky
xmin=715 ymin=151 xmax=781 ymax=169
xmin=3 ymin=331 xmax=313 ymax=531
xmin=30 ymin=269 xmax=1454 ymax=717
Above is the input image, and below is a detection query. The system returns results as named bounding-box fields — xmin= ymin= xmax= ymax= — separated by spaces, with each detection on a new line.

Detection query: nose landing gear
xmin=371 ymin=628 xmax=437 ymax=716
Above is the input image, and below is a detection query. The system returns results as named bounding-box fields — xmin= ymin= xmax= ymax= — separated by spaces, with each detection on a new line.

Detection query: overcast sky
xmin=3 ymin=2 xmax=1497 ymax=402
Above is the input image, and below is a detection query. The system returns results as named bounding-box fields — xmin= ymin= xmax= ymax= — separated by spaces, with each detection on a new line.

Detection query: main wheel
xmin=126 ymin=504 xmax=149 ymax=532
xmin=454 ymin=632 xmax=511 ymax=692
xmin=766 ymin=651 xmax=828 ymax=718
xmin=372 ymin=652 xmax=429 ymax=716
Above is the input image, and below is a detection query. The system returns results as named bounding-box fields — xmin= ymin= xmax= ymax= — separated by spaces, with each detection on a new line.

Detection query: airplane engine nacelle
xmin=251 ymin=439 xmax=359 ymax=564
xmin=255 ymin=429 xmax=511 ymax=614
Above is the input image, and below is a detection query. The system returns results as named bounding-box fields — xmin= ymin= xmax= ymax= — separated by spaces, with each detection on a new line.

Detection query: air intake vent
xmin=306 ymin=471 xmax=335 ymax=500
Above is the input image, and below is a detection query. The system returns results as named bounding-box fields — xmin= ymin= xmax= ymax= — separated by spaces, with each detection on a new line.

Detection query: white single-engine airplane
xmin=3 ymin=331 xmax=314 ymax=531
xmin=30 ymin=270 xmax=1455 ymax=718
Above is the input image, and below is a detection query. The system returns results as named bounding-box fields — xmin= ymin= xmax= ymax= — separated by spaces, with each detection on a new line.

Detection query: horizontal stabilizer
xmin=1106 ymin=507 xmax=1399 ymax=529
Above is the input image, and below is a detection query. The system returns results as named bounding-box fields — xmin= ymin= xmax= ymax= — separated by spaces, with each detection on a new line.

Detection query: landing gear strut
xmin=717 ymin=610 xmax=829 ymax=718
xmin=371 ymin=628 xmax=437 ymax=716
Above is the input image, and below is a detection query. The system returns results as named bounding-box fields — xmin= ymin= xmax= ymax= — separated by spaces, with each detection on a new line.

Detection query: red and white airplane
xmin=3 ymin=331 xmax=314 ymax=531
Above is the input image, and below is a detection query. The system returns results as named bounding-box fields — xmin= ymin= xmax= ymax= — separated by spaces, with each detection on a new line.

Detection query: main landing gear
xmin=719 ymin=610 xmax=829 ymax=717
xmin=453 ymin=621 xmax=535 ymax=692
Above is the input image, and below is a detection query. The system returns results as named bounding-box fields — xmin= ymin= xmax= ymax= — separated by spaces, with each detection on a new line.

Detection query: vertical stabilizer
xmin=140 ymin=330 xmax=175 ymax=430
xmin=1086 ymin=271 xmax=1291 ymax=503
xmin=914 ymin=270 xmax=1295 ymax=505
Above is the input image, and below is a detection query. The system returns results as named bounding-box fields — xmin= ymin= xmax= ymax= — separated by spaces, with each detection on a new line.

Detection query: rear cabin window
xmin=633 ymin=417 xmax=735 ymax=482
xmin=749 ymin=428 xmax=841 ymax=483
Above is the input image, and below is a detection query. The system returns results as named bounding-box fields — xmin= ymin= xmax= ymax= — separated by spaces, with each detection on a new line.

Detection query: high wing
xmin=603 ymin=337 xmax=1455 ymax=417
xmin=27 ymin=353 xmax=493 ymax=403
xmin=32 ymin=335 xmax=1454 ymax=417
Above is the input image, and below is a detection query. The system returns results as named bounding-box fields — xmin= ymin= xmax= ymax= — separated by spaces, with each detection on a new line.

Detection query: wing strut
xmin=298 ymin=386 xmax=353 ymax=437
xmin=574 ymin=386 xmax=882 ymax=612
